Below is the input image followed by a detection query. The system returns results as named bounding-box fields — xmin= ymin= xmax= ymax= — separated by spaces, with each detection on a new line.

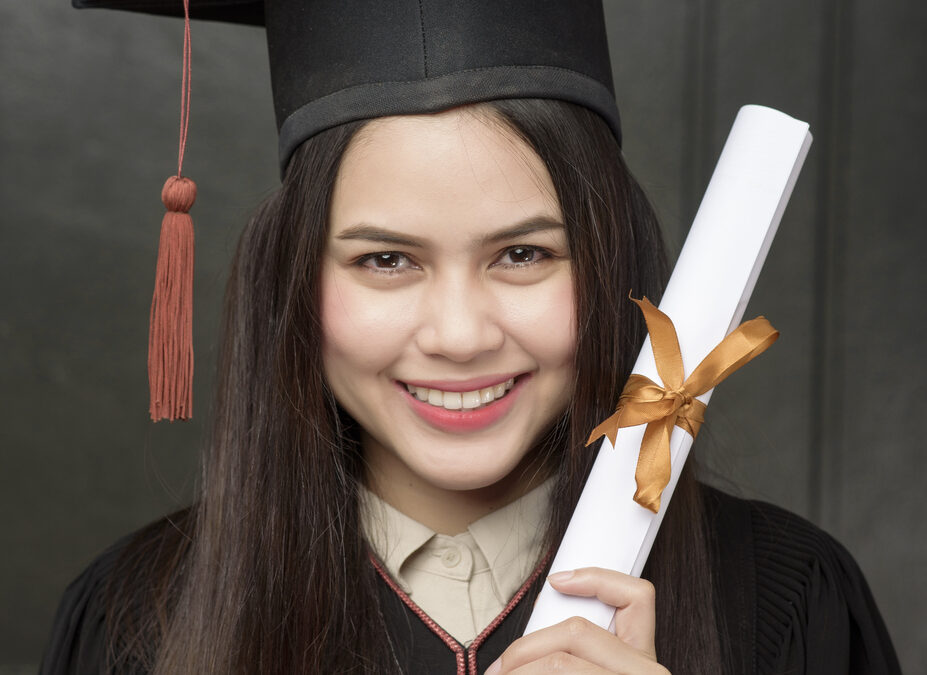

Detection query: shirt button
xmin=441 ymin=547 xmax=461 ymax=567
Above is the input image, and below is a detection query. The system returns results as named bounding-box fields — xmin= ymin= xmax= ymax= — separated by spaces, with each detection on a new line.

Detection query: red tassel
xmin=148 ymin=176 xmax=196 ymax=421
xmin=148 ymin=0 xmax=195 ymax=422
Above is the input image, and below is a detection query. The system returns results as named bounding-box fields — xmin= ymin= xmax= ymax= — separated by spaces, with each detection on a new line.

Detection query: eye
xmin=356 ymin=251 xmax=418 ymax=272
xmin=494 ymin=246 xmax=551 ymax=268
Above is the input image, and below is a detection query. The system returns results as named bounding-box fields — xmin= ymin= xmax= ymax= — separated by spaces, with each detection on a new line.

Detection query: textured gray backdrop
xmin=2 ymin=1 xmax=924 ymax=672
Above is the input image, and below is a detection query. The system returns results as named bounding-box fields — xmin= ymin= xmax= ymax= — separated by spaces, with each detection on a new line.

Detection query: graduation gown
xmin=39 ymin=487 xmax=901 ymax=674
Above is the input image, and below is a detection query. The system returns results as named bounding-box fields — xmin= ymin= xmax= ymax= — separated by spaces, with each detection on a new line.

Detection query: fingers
xmin=547 ymin=567 xmax=657 ymax=657
xmin=504 ymin=650 xmax=609 ymax=673
xmin=486 ymin=615 xmax=664 ymax=674
xmin=485 ymin=567 xmax=666 ymax=674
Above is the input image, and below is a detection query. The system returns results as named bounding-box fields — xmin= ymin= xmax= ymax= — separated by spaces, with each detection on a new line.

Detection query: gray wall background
xmin=2 ymin=1 xmax=924 ymax=672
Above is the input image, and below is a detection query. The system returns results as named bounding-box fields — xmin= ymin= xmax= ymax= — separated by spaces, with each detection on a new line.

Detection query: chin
xmin=411 ymin=443 xmax=534 ymax=493
xmin=421 ymin=469 xmax=512 ymax=493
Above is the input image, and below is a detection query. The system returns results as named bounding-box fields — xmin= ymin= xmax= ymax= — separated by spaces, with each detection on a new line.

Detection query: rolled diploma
xmin=524 ymin=104 xmax=812 ymax=634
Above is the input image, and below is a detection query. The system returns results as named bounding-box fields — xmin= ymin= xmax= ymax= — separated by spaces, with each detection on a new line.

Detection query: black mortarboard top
xmin=73 ymin=0 xmax=622 ymax=421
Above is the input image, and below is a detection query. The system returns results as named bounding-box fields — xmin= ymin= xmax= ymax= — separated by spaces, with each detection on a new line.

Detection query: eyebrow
xmin=479 ymin=216 xmax=565 ymax=245
xmin=335 ymin=216 xmax=565 ymax=248
xmin=335 ymin=224 xmax=424 ymax=247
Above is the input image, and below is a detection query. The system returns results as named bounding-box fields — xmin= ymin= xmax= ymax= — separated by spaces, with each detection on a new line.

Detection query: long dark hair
xmin=105 ymin=99 xmax=723 ymax=673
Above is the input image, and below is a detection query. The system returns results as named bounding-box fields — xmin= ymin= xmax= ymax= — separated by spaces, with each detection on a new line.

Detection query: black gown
xmin=39 ymin=488 xmax=902 ymax=674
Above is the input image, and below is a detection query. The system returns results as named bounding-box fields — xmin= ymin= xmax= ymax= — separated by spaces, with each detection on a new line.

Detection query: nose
xmin=414 ymin=275 xmax=505 ymax=362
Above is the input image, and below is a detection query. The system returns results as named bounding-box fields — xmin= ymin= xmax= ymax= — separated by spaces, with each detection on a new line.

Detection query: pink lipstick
xmin=396 ymin=374 xmax=530 ymax=433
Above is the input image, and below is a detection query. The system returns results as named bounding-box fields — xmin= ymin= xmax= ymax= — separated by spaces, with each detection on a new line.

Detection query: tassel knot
xmin=162 ymin=175 xmax=196 ymax=213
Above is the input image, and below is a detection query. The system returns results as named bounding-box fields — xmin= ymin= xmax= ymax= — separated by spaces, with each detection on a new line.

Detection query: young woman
xmin=43 ymin=2 xmax=899 ymax=673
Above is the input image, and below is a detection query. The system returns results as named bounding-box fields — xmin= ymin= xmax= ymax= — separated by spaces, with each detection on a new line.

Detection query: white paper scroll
xmin=524 ymin=105 xmax=812 ymax=635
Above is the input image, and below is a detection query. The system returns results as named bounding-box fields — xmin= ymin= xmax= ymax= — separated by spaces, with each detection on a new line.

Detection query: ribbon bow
xmin=587 ymin=297 xmax=779 ymax=513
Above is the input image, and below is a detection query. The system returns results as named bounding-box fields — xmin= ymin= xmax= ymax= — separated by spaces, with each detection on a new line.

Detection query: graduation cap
xmin=73 ymin=0 xmax=622 ymax=420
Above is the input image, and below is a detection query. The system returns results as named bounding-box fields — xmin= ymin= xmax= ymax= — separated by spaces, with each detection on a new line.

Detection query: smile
xmin=396 ymin=375 xmax=529 ymax=433
xmin=403 ymin=378 xmax=515 ymax=411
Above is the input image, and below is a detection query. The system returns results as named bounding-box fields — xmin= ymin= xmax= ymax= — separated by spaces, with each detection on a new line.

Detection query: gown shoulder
xmin=703 ymin=485 xmax=901 ymax=675
xmin=39 ymin=511 xmax=192 ymax=675
xmin=39 ymin=536 xmax=127 ymax=674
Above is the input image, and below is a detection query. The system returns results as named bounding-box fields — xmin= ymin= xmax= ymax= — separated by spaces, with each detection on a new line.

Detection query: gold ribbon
xmin=587 ymin=297 xmax=779 ymax=513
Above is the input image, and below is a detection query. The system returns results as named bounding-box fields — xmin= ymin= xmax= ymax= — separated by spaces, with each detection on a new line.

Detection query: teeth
xmin=462 ymin=390 xmax=482 ymax=409
xmin=404 ymin=379 xmax=518 ymax=411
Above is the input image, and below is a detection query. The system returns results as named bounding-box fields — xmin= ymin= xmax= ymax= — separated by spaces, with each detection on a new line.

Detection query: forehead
xmin=330 ymin=108 xmax=562 ymax=233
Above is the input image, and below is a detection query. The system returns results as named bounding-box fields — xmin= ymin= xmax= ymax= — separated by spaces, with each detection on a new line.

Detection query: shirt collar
xmin=360 ymin=479 xmax=553 ymax=598
xmin=360 ymin=488 xmax=435 ymax=592
xmin=467 ymin=478 xmax=552 ymax=603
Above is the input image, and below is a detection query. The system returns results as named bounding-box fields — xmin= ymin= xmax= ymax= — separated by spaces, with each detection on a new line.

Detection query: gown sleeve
xmin=39 ymin=541 xmax=124 ymax=675
xmin=747 ymin=498 xmax=902 ymax=675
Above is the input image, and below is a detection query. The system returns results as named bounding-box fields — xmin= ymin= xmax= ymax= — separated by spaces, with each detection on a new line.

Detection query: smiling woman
xmin=41 ymin=94 xmax=681 ymax=674
xmin=177 ymin=96 xmax=668 ymax=673
xmin=201 ymin=97 xmax=673 ymax=672
xmin=40 ymin=1 xmax=901 ymax=673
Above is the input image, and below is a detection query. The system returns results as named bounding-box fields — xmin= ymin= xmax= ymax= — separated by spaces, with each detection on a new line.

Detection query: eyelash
xmin=355 ymin=252 xmax=419 ymax=273
xmin=492 ymin=246 xmax=553 ymax=269
xmin=354 ymin=246 xmax=553 ymax=274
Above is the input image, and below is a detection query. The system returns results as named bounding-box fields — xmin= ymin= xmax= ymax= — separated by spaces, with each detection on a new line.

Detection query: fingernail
xmin=547 ymin=569 xmax=575 ymax=583
xmin=484 ymin=658 xmax=502 ymax=675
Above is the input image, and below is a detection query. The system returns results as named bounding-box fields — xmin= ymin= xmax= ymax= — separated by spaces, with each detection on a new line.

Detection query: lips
xmin=396 ymin=374 xmax=529 ymax=433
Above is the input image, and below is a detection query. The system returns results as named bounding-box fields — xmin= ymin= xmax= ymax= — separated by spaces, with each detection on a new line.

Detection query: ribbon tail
xmin=586 ymin=412 xmax=620 ymax=446
xmin=631 ymin=296 xmax=685 ymax=389
xmin=684 ymin=317 xmax=779 ymax=397
xmin=633 ymin=417 xmax=674 ymax=513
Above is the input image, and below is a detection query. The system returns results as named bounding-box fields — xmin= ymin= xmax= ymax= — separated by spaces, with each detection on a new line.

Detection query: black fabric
xmin=266 ymin=0 xmax=619 ymax=171
xmin=72 ymin=0 xmax=264 ymax=25
xmin=39 ymin=488 xmax=902 ymax=674
xmin=39 ymin=537 xmax=124 ymax=675
xmin=72 ymin=0 xmax=622 ymax=172
xmin=729 ymin=492 xmax=900 ymax=675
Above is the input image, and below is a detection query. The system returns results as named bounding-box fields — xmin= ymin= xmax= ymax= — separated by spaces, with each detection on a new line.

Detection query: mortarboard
xmin=73 ymin=0 xmax=623 ymax=419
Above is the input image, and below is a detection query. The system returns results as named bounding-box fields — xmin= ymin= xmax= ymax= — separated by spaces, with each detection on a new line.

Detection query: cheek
xmin=498 ymin=276 xmax=576 ymax=366
xmin=320 ymin=271 xmax=415 ymax=373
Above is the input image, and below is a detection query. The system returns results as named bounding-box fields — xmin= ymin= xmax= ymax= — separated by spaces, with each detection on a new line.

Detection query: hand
xmin=484 ymin=567 xmax=670 ymax=674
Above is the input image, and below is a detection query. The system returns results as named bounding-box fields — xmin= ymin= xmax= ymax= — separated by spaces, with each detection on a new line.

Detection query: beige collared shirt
xmin=361 ymin=480 xmax=552 ymax=645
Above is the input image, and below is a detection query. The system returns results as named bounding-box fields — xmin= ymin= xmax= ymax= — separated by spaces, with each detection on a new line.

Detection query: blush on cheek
xmin=499 ymin=277 xmax=576 ymax=365
xmin=320 ymin=274 xmax=416 ymax=369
